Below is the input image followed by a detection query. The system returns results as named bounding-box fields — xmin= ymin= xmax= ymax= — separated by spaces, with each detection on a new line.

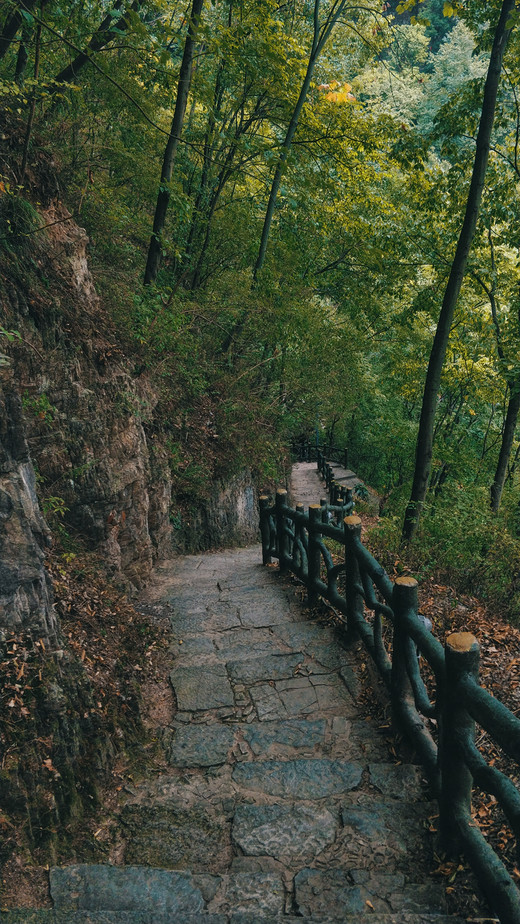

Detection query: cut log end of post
xmin=344 ymin=515 xmax=362 ymax=527
xmin=395 ymin=575 xmax=418 ymax=589
xmin=446 ymin=631 xmax=478 ymax=653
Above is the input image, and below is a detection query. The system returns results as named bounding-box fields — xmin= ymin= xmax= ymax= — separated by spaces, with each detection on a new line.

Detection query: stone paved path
xmin=290 ymin=461 xmax=326 ymax=508
xmin=4 ymin=467 xmax=465 ymax=923
xmin=291 ymin=460 xmax=379 ymax=512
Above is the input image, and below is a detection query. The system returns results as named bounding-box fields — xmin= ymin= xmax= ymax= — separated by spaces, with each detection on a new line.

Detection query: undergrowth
xmin=369 ymin=482 xmax=520 ymax=624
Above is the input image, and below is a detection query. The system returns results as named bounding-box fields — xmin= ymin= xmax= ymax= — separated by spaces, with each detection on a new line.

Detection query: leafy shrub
xmin=370 ymin=483 xmax=520 ymax=624
xmin=0 ymin=185 xmax=40 ymax=252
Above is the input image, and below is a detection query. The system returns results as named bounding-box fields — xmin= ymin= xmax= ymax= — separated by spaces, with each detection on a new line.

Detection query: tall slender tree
xmin=253 ymin=0 xmax=347 ymax=279
xmin=0 ymin=0 xmax=36 ymax=61
xmin=144 ymin=0 xmax=205 ymax=286
xmin=402 ymin=0 xmax=516 ymax=540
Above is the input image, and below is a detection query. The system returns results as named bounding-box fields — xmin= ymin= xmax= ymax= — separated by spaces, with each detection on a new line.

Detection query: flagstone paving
xmin=3 ymin=462 xmax=468 ymax=923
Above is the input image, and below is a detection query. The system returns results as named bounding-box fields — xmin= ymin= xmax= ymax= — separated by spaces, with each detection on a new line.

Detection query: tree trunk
xmin=253 ymin=0 xmax=346 ymax=279
xmin=490 ymin=383 xmax=520 ymax=513
xmin=143 ymin=0 xmax=204 ymax=286
xmin=14 ymin=13 xmax=32 ymax=84
xmin=182 ymin=62 xmax=225 ymax=281
xmin=19 ymin=12 xmax=41 ymax=183
xmin=402 ymin=0 xmax=515 ymax=541
xmin=52 ymin=0 xmax=134 ymax=85
xmin=0 ymin=0 xmax=36 ymax=62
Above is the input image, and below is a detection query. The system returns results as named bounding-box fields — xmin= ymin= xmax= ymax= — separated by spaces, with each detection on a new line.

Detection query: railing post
xmin=259 ymin=495 xmax=272 ymax=565
xmin=439 ymin=632 xmax=479 ymax=855
xmin=320 ymin=498 xmax=328 ymax=524
xmin=391 ymin=576 xmax=419 ymax=727
xmin=275 ymin=488 xmax=289 ymax=573
xmin=344 ymin=447 xmax=349 ymax=469
xmin=294 ymin=502 xmax=304 ymax=571
xmin=343 ymin=515 xmax=363 ymax=643
xmin=325 ymin=463 xmax=332 ymax=493
xmin=307 ymin=504 xmax=322 ymax=605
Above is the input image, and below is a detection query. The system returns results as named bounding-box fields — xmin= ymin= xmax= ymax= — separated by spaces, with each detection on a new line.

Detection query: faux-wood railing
xmin=293 ymin=439 xmax=349 ymax=470
xmin=259 ymin=487 xmax=520 ymax=924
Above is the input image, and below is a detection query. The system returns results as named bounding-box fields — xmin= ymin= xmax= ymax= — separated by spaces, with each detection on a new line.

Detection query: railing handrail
xmin=259 ymin=487 xmax=520 ymax=924
xmin=292 ymin=439 xmax=349 ymax=470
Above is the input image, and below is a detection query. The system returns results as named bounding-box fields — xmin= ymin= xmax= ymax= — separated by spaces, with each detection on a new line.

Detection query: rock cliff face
xmin=174 ymin=470 xmax=258 ymax=553
xmin=2 ymin=203 xmax=166 ymax=593
xmin=0 ymin=201 xmax=259 ymax=627
xmin=0 ymin=376 xmax=58 ymax=643
xmin=0 ymin=199 xmax=261 ymax=859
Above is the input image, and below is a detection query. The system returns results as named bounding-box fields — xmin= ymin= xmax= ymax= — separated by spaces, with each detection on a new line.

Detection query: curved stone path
xmin=4 ymin=464 xmax=466 ymax=923
xmin=290 ymin=460 xmax=380 ymax=512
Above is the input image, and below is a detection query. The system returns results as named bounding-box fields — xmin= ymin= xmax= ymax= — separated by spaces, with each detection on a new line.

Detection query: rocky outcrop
xmin=1 ymin=201 xmax=261 ymax=607
xmin=0 ymin=374 xmax=58 ymax=643
xmin=172 ymin=470 xmax=258 ymax=553
xmin=2 ymin=203 xmax=164 ymax=590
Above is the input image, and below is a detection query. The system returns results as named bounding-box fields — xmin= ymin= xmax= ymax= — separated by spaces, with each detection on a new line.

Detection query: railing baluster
xmin=259 ymin=495 xmax=272 ymax=565
xmin=392 ymin=576 xmax=438 ymax=786
xmin=308 ymin=504 xmax=322 ymax=605
xmin=439 ymin=632 xmax=479 ymax=854
xmin=343 ymin=515 xmax=363 ymax=643
xmin=295 ymin=502 xmax=304 ymax=573
xmin=275 ymin=488 xmax=289 ymax=573
xmin=391 ymin=576 xmax=417 ymax=721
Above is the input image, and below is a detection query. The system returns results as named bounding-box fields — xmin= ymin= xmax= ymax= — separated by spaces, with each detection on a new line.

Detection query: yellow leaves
xmin=396 ymin=0 xmax=418 ymax=11
xmin=318 ymin=81 xmax=355 ymax=104
xmin=443 ymin=1 xmax=458 ymax=15
xmin=397 ymin=0 xmax=457 ymax=18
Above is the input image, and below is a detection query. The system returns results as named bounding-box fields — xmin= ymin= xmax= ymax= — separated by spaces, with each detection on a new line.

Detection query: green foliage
xmin=422 ymin=0 xmax=456 ymax=52
xmin=0 ymin=325 xmax=21 ymax=367
xmin=41 ymin=495 xmax=68 ymax=520
xmin=2 ymin=0 xmax=520 ymax=622
xmin=22 ymin=392 xmax=57 ymax=424
xmin=371 ymin=483 xmax=520 ymax=623
xmin=0 ymin=184 xmax=40 ymax=251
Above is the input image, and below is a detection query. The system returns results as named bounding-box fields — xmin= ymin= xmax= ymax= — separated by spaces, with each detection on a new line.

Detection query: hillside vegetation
xmin=1 ymin=0 xmax=520 ymax=618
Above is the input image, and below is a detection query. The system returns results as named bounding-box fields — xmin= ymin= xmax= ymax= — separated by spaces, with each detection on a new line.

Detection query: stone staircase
xmin=2 ymin=466 xmax=473 ymax=924
xmin=3 ymin=863 xmax=466 ymax=923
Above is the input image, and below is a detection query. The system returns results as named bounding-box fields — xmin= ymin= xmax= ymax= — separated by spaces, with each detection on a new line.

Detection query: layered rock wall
xmin=0 ymin=203 xmax=260 ymax=627
xmin=172 ymin=470 xmax=258 ymax=552
xmin=0 ymin=376 xmax=58 ymax=642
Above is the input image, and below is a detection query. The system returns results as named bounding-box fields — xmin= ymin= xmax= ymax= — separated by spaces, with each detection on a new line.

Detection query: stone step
xmin=0 ymin=911 xmax=468 ymax=923
xmin=231 ymin=917 xmax=466 ymax=924
xmin=0 ymin=865 xmax=464 ymax=924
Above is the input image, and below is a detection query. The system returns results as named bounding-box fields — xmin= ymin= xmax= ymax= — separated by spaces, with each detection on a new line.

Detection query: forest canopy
xmin=2 ymin=0 xmax=520 ymax=616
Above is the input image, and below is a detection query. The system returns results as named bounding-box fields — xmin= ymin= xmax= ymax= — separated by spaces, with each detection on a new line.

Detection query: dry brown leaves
xmin=1 ymin=548 xmax=173 ymax=909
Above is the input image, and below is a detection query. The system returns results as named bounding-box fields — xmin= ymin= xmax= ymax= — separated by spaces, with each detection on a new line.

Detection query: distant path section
xmin=291 ymin=460 xmax=379 ymax=512
xmin=290 ymin=461 xmax=325 ymax=508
